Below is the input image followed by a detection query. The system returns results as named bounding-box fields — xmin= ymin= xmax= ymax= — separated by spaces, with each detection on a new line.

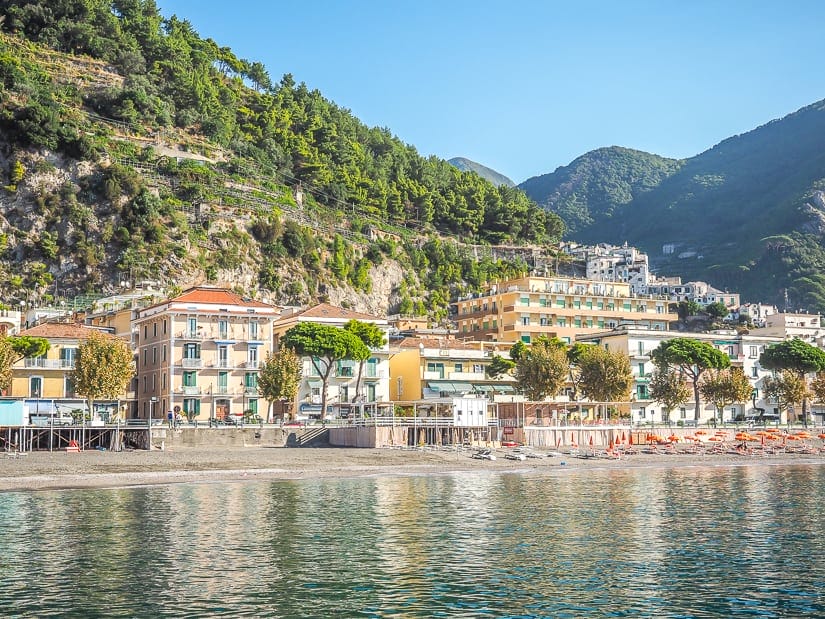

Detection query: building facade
xmin=271 ymin=303 xmax=391 ymax=419
xmin=454 ymin=275 xmax=675 ymax=344
xmin=133 ymin=287 xmax=281 ymax=422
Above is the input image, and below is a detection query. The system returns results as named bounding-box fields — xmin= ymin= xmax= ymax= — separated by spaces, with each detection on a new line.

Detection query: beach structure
xmin=133 ymin=286 xmax=281 ymax=423
xmin=453 ymin=275 xmax=675 ymax=345
xmin=271 ymin=303 xmax=391 ymax=420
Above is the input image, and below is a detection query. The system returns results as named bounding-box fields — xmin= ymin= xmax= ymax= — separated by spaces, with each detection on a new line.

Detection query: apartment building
xmin=271 ymin=303 xmax=391 ymax=419
xmin=133 ymin=287 xmax=280 ymax=422
xmin=9 ymin=322 xmax=122 ymax=418
xmin=388 ymin=337 xmax=516 ymax=401
xmin=454 ymin=275 xmax=675 ymax=344
xmin=576 ymin=327 xmax=784 ymax=425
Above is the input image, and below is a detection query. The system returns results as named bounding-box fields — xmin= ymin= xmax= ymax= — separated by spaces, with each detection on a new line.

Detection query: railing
xmin=349 ymin=415 xmax=500 ymax=427
xmin=215 ymin=359 xmax=232 ymax=368
xmin=24 ymin=358 xmax=75 ymax=369
xmin=181 ymin=358 xmax=202 ymax=368
xmin=215 ymin=385 xmax=230 ymax=395
xmin=182 ymin=386 xmax=201 ymax=395
xmin=244 ymin=387 xmax=258 ymax=396
xmin=179 ymin=331 xmax=204 ymax=339
xmin=244 ymin=360 xmax=260 ymax=369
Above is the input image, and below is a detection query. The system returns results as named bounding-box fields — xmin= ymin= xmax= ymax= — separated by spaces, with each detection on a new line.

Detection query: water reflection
xmin=1 ymin=465 xmax=825 ymax=617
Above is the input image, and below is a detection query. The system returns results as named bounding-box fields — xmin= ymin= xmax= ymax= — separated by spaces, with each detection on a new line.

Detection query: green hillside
xmin=519 ymin=147 xmax=683 ymax=236
xmin=448 ymin=157 xmax=515 ymax=188
xmin=0 ymin=0 xmax=562 ymax=317
xmin=521 ymin=103 xmax=825 ymax=312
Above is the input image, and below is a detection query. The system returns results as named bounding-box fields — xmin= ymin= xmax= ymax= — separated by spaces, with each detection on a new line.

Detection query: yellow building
xmin=454 ymin=275 xmax=676 ymax=344
xmin=389 ymin=337 xmax=515 ymax=401
xmin=133 ymin=287 xmax=281 ymax=422
xmin=9 ymin=322 xmax=123 ymax=417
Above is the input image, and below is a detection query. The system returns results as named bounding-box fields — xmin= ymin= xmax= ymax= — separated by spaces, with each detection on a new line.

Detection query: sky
xmin=156 ymin=0 xmax=825 ymax=184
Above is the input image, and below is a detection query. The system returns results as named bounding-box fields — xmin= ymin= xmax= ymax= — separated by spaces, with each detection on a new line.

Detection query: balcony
xmin=179 ymin=330 xmax=204 ymax=339
xmin=423 ymin=371 xmax=445 ymax=381
xmin=181 ymin=386 xmax=201 ymax=395
xmin=24 ymin=358 xmax=75 ymax=369
xmin=181 ymin=358 xmax=203 ymax=368
xmin=243 ymin=387 xmax=258 ymax=396
xmin=244 ymin=360 xmax=260 ymax=369
xmin=215 ymin=359 xmax=232 ymax=369
xmin=215 ymin=385 xmax=230 ymax=395
xmin=448 ymin=371 xmax=486 ymax=381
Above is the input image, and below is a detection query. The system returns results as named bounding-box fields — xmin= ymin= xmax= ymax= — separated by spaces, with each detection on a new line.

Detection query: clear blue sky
xmin=156 ymin=0 xmax=825 ymax=183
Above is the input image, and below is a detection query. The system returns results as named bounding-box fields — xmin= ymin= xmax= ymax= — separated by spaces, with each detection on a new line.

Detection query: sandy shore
xmin=2 ymin=445 xmax=825 ymax=491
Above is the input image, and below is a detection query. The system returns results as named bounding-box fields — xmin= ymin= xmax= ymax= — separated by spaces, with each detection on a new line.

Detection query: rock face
xmin=326 ymin=260 xmax=406 ymax=316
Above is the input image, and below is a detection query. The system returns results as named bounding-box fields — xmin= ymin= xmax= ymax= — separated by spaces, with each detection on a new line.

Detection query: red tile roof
xmin=277 ymin=303 xmax=384 ymax=324
xmin=19 ymin=323 xmax=115 ymax=339
xmin=394 ymin=336 xmax=481 ymax=351
xmin=171 ymin=287 xmax=276 ymax=308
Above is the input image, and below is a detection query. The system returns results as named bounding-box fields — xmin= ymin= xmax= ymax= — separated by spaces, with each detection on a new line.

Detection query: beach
xmin=2 ymin=444 xmax=825 ymax=491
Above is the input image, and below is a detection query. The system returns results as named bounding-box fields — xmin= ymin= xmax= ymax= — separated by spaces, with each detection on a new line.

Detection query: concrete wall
xmin=152 ymin=426 xmax=289 ymax=448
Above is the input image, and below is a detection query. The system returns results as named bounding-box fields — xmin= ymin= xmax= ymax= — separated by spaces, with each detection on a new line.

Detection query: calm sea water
xmin=2 ymin=464 xmax=825 ymax=618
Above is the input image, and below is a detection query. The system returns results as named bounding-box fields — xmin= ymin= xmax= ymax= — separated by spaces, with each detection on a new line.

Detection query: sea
xmin=2 ymin=463 xmax=825 ymax=618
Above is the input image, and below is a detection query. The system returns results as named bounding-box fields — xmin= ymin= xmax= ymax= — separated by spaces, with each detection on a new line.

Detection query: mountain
xmin=448 ymin=157 xmax=515 ymax=188
xmin=0 ymin=0 xmax=562 ymax=318
xmin=520 ymin=101 xmax=825 ymax=312
xmin=519 ymin=147 xmax=683 ymax=236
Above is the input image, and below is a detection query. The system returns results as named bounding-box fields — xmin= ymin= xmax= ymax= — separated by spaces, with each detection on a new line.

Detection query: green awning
xmin=473 ymin=384 xmax=495 ymax=392
xmin=427 ymin=382 xmax=449 ymax=392
xmin=494 ymin=384 xmax=516 ymax=393
xmin=450 ymin=382 xmax=475 ymax=392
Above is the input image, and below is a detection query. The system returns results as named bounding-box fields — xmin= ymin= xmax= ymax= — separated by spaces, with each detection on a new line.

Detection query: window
xmin=338 ymin=361 xmax=355 ymax=377
xmin=638 ymin=363 xmax=646 ymax=377
xmin=153 ymin=322 xmax=157 ymax=337
xmin=427 ymin=362 xmax=445 ymax=379
xmin=248 ymin=346 xmax=259 ymax=366
xmin=60 ymin=347 xmax=77 ymax=368
xmin=623 ymin=302 xmax=631 ymax=311
xmin=218 ymin=319 xmax=229 ymax=339
xmin=143 ymin=349 xmax=147 ymax=366
xmin=520 ymin=296 xmax=529 ymax=306
xmin=454 ymin=362 xmax=463 ymax=373
xmin=183 ymin=371 xmax=197 ymax=387
xmin=64 ymin=376 xmax=76 ymax=398
xmin=574 ymin=318 xmax=581 ymax=327
xmin=539 ymin=298 xmax=547 ymax=307
xmin=573 ymin=300 xmax=581 ymax=309
xmin=218 ymin=372 xmax=228 ymax=393
xmin=752 ymin=365 xmax=759 ymax=378
xmin=144 ymin=325 xmax=148 ymax=339
xmin=183 ymin=398 xmax=200 ymax=416
xmin=184 ymin=343 xmax=201 ymax=359
xmin=367 ymin=384 xmax=377 ymax=402
xmin=556 ymin=298 xmax=565 ymax=308
xmin=366 ymin=358 xmax=379 ymax=378
xmin=557 ymin=318 xmax=566 ymax=327
xmin=249 ymin=321 xmax=259 ymax=340
xmin=540 ymin=317 xmax=550 ymax=326
xmin=521 ymin=335 xmax=531 ymax=344
xmin=521 ymin=316 xmax=530 ymax=326
xmin=163 ymin=319 xmax=167 ymax=335
xmin=161 ymin=373 xmax=166 ymax=389
xmin=187 ymin=317 xmax=197 ymax=335
xmin=473 ymin=364 xmax=483 ymax=373
xmin=636 ymin=385 xmax=648 ymax=400
xmin=29 ymin=376 xmax=42 ymax=398
xmin=152 ymin=347 xmax=157 ymax=364
xmin=162 ymin=345 xmax=167 ymax=362
xmin=341 ymin=385 xmax=349 ymax=402
xmin=680 ymin=408 xmax=687 ymax=419
xmin=217 ymin=345 xmax=229 ymax=367
xmin=247 ymin=399 xmax=258 ymax=414
xmin=244 ymin=372 xmax=257 ymax=389
xmin=749 ymin=346 xmax=758 ymax=358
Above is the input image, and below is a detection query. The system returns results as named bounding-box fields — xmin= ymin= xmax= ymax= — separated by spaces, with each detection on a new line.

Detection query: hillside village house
xmin=9 ymin=323 xmax=124 ymax=419
xmin=576 ymin=327 xmax=785 ymax=425
xmin=388 ymin=337 xmax=516 ymax=401
xmin=271 ymin=303 xmax=391 ymax=420
xmin=133 ymin=287 xmax=280 ymax=422
xmin=454 ymin=275 xmax=676 ymax=344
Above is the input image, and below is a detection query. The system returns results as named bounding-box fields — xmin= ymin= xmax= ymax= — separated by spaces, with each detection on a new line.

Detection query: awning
xmin=427 ymin=381 xmax=474 ymax=393
xmin=493 ymin=384 xmax=516 ymax=393
xmin=307 ymin=379 xmax=323 ymax=387
xmin=450 ymin=382 xmax=475 ymax=392
xmin=473 ymin=384 xmax=495 ymax=393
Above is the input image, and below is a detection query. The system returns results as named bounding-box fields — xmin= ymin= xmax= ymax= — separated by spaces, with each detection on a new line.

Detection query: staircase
xmin=295 ymin=427 xmax=330 ymax=447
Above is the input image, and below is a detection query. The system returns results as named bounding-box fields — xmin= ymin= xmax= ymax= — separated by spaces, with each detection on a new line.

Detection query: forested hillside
xmin=0 ymin=0 xmax=562 ymax=317
xmin=521 ymin=102 xmax=825 ymax=313
xmin=448 ymin=157 xmax=515 ymax=188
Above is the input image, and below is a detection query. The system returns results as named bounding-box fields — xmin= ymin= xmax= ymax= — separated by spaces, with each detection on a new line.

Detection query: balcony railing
xmin=244 ymin=360 xmax=260 ymax=369
xmin=181 ymin=358 xmax=203 ymax=368
xmin=215 ymin=359 xmax=232 ymax=369
xmin=179 ymin=330 xmax=204 ymax=339
xmin=182 ymin=386 xmax=201 ymax=395
xmin=24 ymin=358 xmax=75 ymax=369
xmin=215 ymin=385 xmax=230 ymax=395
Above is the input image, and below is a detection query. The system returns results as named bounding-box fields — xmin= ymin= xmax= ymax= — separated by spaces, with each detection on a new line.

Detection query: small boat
xmin=505 ymin=452 xmax=526 ymax=461
xmin=471 ymin=448 xmax=496 ymax=461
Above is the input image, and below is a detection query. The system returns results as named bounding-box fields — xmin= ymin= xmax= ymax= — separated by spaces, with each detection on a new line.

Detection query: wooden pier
xmin=1 ymin=425 xmax=150 ymax=453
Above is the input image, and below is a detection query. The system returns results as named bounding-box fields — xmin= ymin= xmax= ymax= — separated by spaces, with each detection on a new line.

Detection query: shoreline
xmin=3 ymin=445 xmax=825 ymax=491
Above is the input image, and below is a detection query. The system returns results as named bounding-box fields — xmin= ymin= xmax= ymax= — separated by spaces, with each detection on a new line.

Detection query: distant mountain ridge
xmin=448 ymin=157 xmax=515 ymax=187
xmin=519 ymin=99 xmax=825 ymax=313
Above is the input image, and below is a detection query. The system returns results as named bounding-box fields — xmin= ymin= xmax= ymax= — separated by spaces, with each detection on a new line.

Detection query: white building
xmin=272 ymin=303 xmax=391 ymax=420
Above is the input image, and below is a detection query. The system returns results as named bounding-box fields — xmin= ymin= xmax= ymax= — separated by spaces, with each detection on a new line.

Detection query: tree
xmin=343 ymin=319 xmax=386 ymax=403
xmin=257 ymin=348 xmax=302 ymax=421
xmin=651 ymin=338 xmax=730 ymax=421
xmin=704 ymin=302 xmax=729 ymax=321
xmin=672 ymin=300 xmax=702 ymax=324
xmin=566 ymin=342 xmax=590 ymax=403
xmin=577 ymin=346 xmax=634 ymax=420
xmin=69 ymin=331 xmax=134 ymax=422
xmin=763 ymin=371 xmax=807 ymax=423
xmin=281 ymin=322 xmax=369 ymax=421
xmin=512 ymin=337 xmax=568 ymax=401
xmin=810 ymin=372 xmax=825 ymax=408
xmin=649 ymin=367 xmax=691 ymax=422
xmin=0 ymin=335 xmax=50 ymax=395
xmin=699 ymin=368 xmax=753 ymax=424
xmin=760 ymin=338 xmax=825 ymax=426
xmin=486 ymin=354 xmax=515 ymax=379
